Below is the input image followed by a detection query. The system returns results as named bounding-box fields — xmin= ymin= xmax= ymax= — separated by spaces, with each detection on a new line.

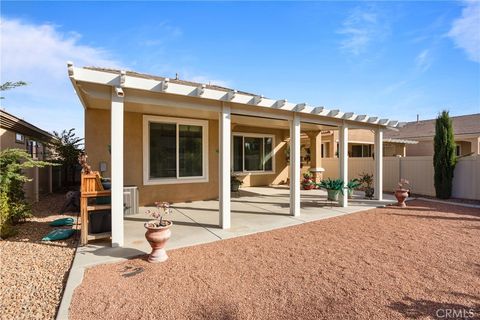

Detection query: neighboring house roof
xmin=71 ymin=64 xmax=405 ymax=130
xmin=384 ymin=113 xmax=480 ymax=140
xmin=0 ymin=109 xmax=56 ymax=142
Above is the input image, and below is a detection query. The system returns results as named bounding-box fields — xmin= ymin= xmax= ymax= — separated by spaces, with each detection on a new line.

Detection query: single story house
xmin=299 ymin=130 xmax=417 ymax=161
xmin=68 ymin=63 xmax=404 ymax=247
xmin=384 ymin=113 xmax=480 ymax=156
xmin=0 ymin=109 xmax=56 ymax=201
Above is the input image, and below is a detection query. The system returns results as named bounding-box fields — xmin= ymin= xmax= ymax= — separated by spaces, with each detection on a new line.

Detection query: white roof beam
xmin=328 ymin=109 xmax=340 ymax=117
xmin=311 ymin=106 xmax=324 ymax=114
xmin=250 ymin=95 xmax=263 ymax=105
xmin=120 ymin=71 xmax=126 ymax=87
xmin=196 ymin=84 xmax=206 ymax=96
xmin=294 ymin=103 xmax=306 ymax=112
xmin=343 ymin=112 xmax=354 ymax=119
xmin=387 ymin=120 xmax=399 ymax=127
xmin=225 ymin=90 xmax=237 ymax=101
xmin=67 ymin=61 xmax=74 ymax=77
xmin=273 ymin=99 xmax=287 ymax=109
xmin=161 ymin=78 xmax=169 ymax=91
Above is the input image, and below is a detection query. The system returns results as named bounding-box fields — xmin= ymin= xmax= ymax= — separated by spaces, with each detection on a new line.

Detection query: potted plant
xmin=395 ymin=178 xmax=410 ymax=207
xmin=301 ymin=172 xmax=315 ymax=190
xmin=359 ymin=172 xmax=374 ymax=199
xmin=317 ymin=178 xmax=344 ymax=201
xmin=144 ymin=202 xmax=172 ymax=263
xmin=347 ymin=178 xmax=361 ymax=199
xmin=231 ymin=175 xmax=243 ymax=192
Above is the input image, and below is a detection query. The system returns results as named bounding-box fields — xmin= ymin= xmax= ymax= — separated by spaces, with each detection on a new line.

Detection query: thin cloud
xmin=415 ymin=49 xmax=432 ymax=72
xmin=0 ymin=17 xmax=122 ymax=135
xmin=447 ymin=0 xmax=480 ymax=63
xmin=338 ymin=6 xmax=390 ymax=55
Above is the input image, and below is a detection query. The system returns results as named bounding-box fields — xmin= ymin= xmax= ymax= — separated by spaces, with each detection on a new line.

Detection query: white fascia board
xmin=70 ymin=65 xmax=401 ymax=129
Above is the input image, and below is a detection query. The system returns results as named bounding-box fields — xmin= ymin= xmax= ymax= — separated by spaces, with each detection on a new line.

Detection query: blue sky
xmin=1 ymin=1 xmax=479 ymax=137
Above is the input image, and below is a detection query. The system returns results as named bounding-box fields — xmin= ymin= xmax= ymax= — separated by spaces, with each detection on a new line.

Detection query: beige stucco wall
xmin=0 ymin=128 xmax=26 ymax=150
xmin=406 ymin=141 xmax=433 ymax=156
xmin=85 ymin=109 xmax=219 ymax=205
xmin=384 ymin=142 xmax=405 ymax=157
xmin=85 ymin=109 xmax=290 ymax=205
xmin=233 ymin=125 xmax=289 ymax=187
xmin=407 ymin=140 xmax=473 ymax=156
xmin=456 ymin=141 xmax=471 ymax=155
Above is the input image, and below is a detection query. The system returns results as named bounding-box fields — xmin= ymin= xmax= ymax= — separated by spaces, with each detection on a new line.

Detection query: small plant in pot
xmin=301 ymin=172 xmax=315 ymax=190
xmin=347 ymin=178 xmax=361 ymax=199
xmin=395 ymin=178 xmax=411 ymax=207
xmin=144 ymin=202 xmax=172 ymax=263
xmin=359 ymin=172 xmax=374 ymax=199
xmin=231 ymin=175 xmax=243 ymax=192
xmin=317 ymin=178 xmax=344 ymax=201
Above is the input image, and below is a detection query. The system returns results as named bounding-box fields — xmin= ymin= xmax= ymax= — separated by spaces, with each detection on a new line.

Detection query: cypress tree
xmin=433 ymin=110 xmax=457 ymax=199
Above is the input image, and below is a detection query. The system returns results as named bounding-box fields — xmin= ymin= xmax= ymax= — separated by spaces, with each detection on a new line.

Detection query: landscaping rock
xmin=0 ymin=194 xmax=77 ymax=320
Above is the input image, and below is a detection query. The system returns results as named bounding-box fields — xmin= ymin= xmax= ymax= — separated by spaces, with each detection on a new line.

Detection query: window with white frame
xmin=143 ymin=115 xmax=208 ymax=185
xmin=15 ymin=133 xmax=25 ymax=143
xmin=233 ymin=133 xmax=274 ymax=173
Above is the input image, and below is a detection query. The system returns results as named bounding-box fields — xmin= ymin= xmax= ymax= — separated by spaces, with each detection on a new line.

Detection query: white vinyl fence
xmin=320 ymin=155 xmax=480 ymax=200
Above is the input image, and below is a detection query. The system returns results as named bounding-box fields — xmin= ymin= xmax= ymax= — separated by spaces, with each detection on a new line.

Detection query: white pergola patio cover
xmin=68 ymin=63 xmax=398 ymax=247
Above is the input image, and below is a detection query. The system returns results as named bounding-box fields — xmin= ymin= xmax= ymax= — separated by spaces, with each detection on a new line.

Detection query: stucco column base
xmin=309 ymin=167 xmax=325 ymax=183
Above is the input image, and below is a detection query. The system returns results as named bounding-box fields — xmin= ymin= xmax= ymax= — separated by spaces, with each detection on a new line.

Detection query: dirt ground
xmin=70 ymin=200 xmax=480 ymax=320
xmin=0 ymin=193 xmax=77 ymax=320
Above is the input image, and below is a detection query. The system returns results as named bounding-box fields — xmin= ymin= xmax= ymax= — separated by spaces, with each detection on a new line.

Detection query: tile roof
xmin=384 ymin=113 xmax=480 ymax=139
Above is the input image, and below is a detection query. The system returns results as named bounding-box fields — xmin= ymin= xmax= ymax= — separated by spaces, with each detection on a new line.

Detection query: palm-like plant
xmin=317 ymin=178 xmax=344 ymax=192
xmin=347 ymin=178 xmax=361 ymax=190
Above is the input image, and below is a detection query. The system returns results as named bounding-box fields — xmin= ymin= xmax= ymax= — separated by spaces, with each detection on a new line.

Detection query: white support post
xmin=111 ymin=87 xmax=124 ymax=247
xmin=339 ymin=125 xmax=348 ymax=207
xmin=290 ymin=114 xmax=301 ymax=216
xmin=219 ymin=103 xmax=231 ymax=229
xmin=374 ymin=129 xmax=383 ymax=201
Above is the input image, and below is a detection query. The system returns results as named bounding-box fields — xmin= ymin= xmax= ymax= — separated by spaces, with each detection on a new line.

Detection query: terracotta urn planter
xmin=144 ymin=221 xmax=172 ymax=263
xmin=394 ymin=189 xmax=409 ymax=207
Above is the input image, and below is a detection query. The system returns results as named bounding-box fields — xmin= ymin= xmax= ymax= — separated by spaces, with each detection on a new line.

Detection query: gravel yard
xmin=70 ymin=200 xmax=480 ymax=320
xmin=0 ymin=193 xmax=77 ymax=320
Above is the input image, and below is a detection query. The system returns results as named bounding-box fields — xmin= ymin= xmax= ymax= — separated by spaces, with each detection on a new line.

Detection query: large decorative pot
xmin=144 ymin=221 xmax=172 ymax=263
xmin=327 ymin=189 xmax=339 ymax=201
xmin=395 ymin=189 xmax=409 ymax=207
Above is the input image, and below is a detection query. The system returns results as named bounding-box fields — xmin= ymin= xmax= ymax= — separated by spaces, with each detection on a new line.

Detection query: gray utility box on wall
xmin=123 ymin=186 xmax=139 ymax=216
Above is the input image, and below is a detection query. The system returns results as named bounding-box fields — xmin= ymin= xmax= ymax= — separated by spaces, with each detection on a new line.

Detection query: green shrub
xmin=0 ymin=149 xmax=52 ymax=238
xmin=433 ymin=111 xmax=457 ymax=199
